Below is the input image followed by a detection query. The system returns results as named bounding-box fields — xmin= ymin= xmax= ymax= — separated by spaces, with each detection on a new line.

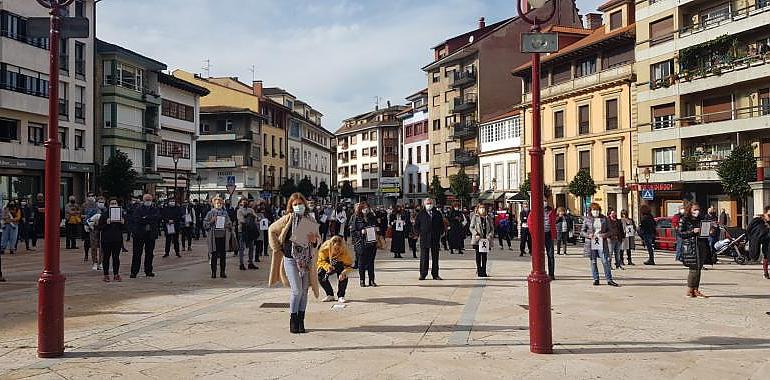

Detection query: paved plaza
xmin=1 ymin=240 xmax=769 ymax=379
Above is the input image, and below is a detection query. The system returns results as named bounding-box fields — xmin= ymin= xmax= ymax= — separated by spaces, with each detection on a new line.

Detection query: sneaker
xmin=113 ymin=275 xmax=122 ymax=282
xmin=337 ymin=297 xmax=346 ymax=304
xmin=322 ymin=295 xmax=336 ymax=302
xmin=764 ymin=272 xmax=769 ymax=279
xmin=643 ymin=260 xmax=655 ymax=265
xmin=146 ymin=272 xmax=156 ymax=277
xmin=593 ymin=280 xmax=600 ymax=286
xmin=102 ymin=275 xmax=110 ymax=283
xmin=248 ymin=263 xmax=258 ymax=270
xmin=607 ymin=280 xmax=620 ymax=287
xmin=92 ymin=263 xmax=98 ymax=271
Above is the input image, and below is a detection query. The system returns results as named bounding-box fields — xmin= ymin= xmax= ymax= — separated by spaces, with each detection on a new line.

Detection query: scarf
xmin=291 ymin=215 xmax=313 ymax=274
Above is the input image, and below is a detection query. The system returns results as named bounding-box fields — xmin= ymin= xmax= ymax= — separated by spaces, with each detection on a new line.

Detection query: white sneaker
xmin=322 ymin=295 xmax=336 ymax=302
xmin=91 ymin=263 xmax=98 ymax=271
xmin=337 ymin=297 xmax=346 ymax=304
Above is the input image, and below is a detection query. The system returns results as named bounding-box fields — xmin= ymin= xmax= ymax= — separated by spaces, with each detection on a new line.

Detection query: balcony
xmin=101 ymin=126 xmax=162 ymax=145
xmin=103 ymin=77 xmax=161 ymax=105
xmin=196 ymin=155 xmax=248 ymax=169
xmin=450 ymin=120 xmax=477 ymax=139
xmin=451 ymin=69 xmax=476 ymax=88
xmin=523 ymin=64 xmax=633 ymax=103
xmin=450 ymin=94 xmax=477 ymax=114
xmin=451 ymin=148 xmax=478 ymax=166
xmin=235 ymin=130 xmax=254 ymax=141
xmin=678 ymin=2 xmax=770 ymax=51
xmin=638 ymin=104 xmax=770 ymax=144
xmin=643 ymin=155 xmax=770 ymax=183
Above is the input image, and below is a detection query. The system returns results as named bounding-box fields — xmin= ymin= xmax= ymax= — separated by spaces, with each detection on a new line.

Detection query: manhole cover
xmin=260 ymin=303 xmax=289 ymax=308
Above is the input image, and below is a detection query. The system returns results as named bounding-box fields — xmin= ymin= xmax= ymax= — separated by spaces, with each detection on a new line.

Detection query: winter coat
xmin=469 ymin=213 xmax=495 ymax=246
xmin=581 ymin=214 xmax=609 ymax=256
xmin=350 ymin=212 xmax=378 ymax=255
xmin=679 ymin=214 xmax=709 ymax=269
xmin=268 ymin=213 xmax=320 ymax=299
xmin=606 ymin=217 xmax=626 ymax=241
xmin=316 ymin=239 xmax=353 ymax=274
xmin=204 ymin=207 xmax=233 ymax=254
xmin=639 ymin=213 xmax=656 ymax=237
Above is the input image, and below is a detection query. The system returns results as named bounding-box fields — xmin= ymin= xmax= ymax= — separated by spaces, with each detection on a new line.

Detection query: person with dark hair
xmin=519 ymin=203 xmax=532 ymax=256
xmin=544 ymin=201 xmax=557 ymax=279
xmin=130 ymin=194 xmax=160 ymax=278
xmin=1 ymin=201 xmax=21 ymax=255
xmin=470 ymin=203 xmax=494 ymax=277
xmin=19 ymin=198 xmax=36 ymax=251
xmin=64 ymin=195 xmax=81 ymax=249
xmin=161 ymin=198 xmax=183 ymax=258
xmin=606 ymin=209 xmax=625 ymax=270
xmin=181 ymin=200 xmax=196 ymax=251
xmin=638 ymin=204 xmax=657 ymax=265
xmin=747 ymin=206 xmax=770 ymax=279
xmin=555 ymin=207 xmax=570 ymax=256
xmin=389 ymin=205 xmax=409 ymax=259
xmin=447 ymin=202 xmax=465 ymax=255
xmin=414 ymin=198 xmax=445 ymax=280
xmin=680 ymin=202 xmax=708 ymax=298
xmin=205 ymin=197 xmax=232 ymax=278
xmin=620 ymin=210 xmax=636 ymax=265
xmin=236 ymin=197 xmax=258 ymax=270
xmin=350 ymin=201 xmax=379 ymax=287
xmin=581 ymin=203 xmax=618 ymax=287
xmin=99 ymin=199 xmax=125 ymax=282
xmin=407 ymin=207 xmax=419 ymax=258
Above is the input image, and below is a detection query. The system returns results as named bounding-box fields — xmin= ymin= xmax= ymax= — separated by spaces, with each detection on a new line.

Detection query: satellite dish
xmin=469 ymin=35 xmax=475 ymax=44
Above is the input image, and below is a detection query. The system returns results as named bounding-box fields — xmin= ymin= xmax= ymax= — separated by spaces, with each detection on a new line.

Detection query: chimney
xmin=585 ymin=13 xmax=603 ymax=29
xmin=252 ymin=80 xmax=263 ymax=97
xmin=478 ymin=17 xmax=486 ymax=29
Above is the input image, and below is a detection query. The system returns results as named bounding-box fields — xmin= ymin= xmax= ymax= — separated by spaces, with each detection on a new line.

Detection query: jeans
xmin=589 ymin=249 xmax=613 ymax=281
xmin=675 ymin=236 xmax=683 ymax=262
xmin=609 ymin=239 xmax=623 ymax=268
xmin=556 ymin=231 xmax=569 ymax=255
xmin=238 ymin=233 xmax=254 ymax=266
xmin=642 ymin=234 xmax=656 ymax=262
xmin=102 ymin=241 xmax=122 ymax=276
xmin=284 ymin=257 xmax=310 ymax=313
xmin=1 ymin=224 xmax=19 ymax=252
xmin=544 ymin=232 xmax=555 ymax=277
xmin=358 ymin=245 xmax=376 ymax=283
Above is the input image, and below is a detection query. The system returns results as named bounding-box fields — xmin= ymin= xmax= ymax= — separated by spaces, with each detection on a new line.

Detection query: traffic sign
xmin=641 ymin=189 xmax=655 ymax=200
xmin=227 ymin=176 xmax=236 ymax=186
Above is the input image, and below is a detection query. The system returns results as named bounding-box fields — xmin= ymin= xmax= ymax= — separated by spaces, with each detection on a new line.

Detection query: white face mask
xmin=169 ymin=201 xmax=176 ymax=206
xmin=143 ymin=201 xmax=152 ymax=207
xmin=679 ymin=209 xmax=685 ymax=215
xmin=591 ymin=210 xmax=600 ymax=218
xmin=110 ymin=203 xmax=118 ymax=208
xmin=425 ymin=204 xmax=433 ymax=210
xmin=362 ymin=208 xmax=369 ymax=214
xmin=293 ymin=204 xmax=306 ymax=214
xmin=478 ymin=208 xmax=486 ymax=214
xmin=97 ymin=202 xmax=105 ymax=208
xmin=692 ymin=210 xmax=700 ymax=217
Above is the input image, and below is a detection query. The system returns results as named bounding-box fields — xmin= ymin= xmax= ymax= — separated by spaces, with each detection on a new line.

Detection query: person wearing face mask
xmin=64 ymin=195 xmax=82 ymax=249
xmin=181 ymin=201 xmax=196 ymax=251
xmin=205 ymin=196 xmax=233 ymax=278
xmin=414 ymin=198 xmax=445 ymax=280
xmin=389 ymin=205 xmax=409 ymax=259
xmin=317 ymin=236 xmax=353 ymax=303
xmin=268 ymin=192 xmax=320 ymax=334
xmin=99 ymin=198 xmax=126 ymax=282
xmin=672 ymin=204 xmax=686 ymax=262
xmin=19 ymin=198 xmax=36 ymax=252
xmin=680 ymin=203 xmax=708 ymax=298
xmin=581 ymin=203 xmax=619 ymax=287
xmin=555 ymin=207 xmax=570 ymax=256
xmin=606 ymin=209 xmax=626 ymax=270
xmin=161 ymin=198 xmax=183 ymax=258
xmin=519 ymin=203 xmax=532 ymax=256
xmin=351 ymin=201 xmax=379 ymax=286
xmin=130 ymin=194 xmax=161 ymax=278
xmin=447 ymin=202 xmax=466 ymax=255
xmin=407 ymin=207 xmax=419 ymax=258
xmin=1 ymin=201 xmax=21 ymax=255
xmin=620 ymin=210 xmax=637 ymax=265
xmin=543 ymin=202 xmax=557 ymax=279
xmin=747 ymin=206 xmax=770 ymax=279
xmin=639 ymin=205 xmax=657 ymax=265
xmin=236 ymin=198 xmax=258 ymax=270
xmin=84 ymin=196 xmax=106 ymax=271
xmin=470 ymin=203 xmax=495 ymax=277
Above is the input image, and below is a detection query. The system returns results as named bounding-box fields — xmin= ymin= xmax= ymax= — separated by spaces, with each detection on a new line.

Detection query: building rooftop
xmin=481 ymin=108 xmax=521 ymax=124
xmin=96 ymin=39 xmax=167 ymax=71
xmin=200 ymin=106 xmax=263 ymax=118
xmin=263 ymin=87 xmax=296 ymax=98
xmin=158 ymin=72 xmax=210 ymax=96
xmin=335 ymin=106 xmax=408 ymax=135
xmin=423 ymin=17 xmax=516 ymax=71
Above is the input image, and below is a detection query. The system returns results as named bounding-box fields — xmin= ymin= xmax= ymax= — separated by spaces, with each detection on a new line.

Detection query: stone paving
xmin=1 ymin=238 xmax=769 ymax=379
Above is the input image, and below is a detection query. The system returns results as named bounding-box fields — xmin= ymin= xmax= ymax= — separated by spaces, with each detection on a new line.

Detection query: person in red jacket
xmin=544 ymin=202 xmax=557 ymax=280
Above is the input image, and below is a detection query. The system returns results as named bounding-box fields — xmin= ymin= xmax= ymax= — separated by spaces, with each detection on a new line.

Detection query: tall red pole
xmin=526 ymin=24 xmax=553 ymax=354
xmin=38 ymin=1 xmax=67 ymax=358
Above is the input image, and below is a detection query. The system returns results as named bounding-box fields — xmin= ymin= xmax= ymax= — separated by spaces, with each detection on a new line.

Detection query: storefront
xmin=0 ymin=157 xmax=93 ymax=206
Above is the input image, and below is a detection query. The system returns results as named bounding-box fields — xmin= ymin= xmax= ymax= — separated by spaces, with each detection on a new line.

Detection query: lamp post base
xmin=527 ymin=271 xmax=553 ymax=354
xmin=37 ymin=271 xmax=66 ymax=358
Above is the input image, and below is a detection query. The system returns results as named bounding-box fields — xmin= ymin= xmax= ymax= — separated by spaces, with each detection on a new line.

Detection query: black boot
xmin=290 ymin=313 xmax=299 ymax=334
xmin=297 ymin=311 xmax=307 ymax=333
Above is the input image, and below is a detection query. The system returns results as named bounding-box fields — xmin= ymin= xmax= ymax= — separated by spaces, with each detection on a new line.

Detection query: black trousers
xmin=21 ymin=222 xmax=36 ymax=249
xmin=165 ymin=233 xmax=180 ymax=255
xmin=408 ymin=238 xmax=418 ymax=258
xmin=474 ymin=245 xmax=487 ymax=275
xmin=131 ymin=235 xmax=155 ymax=276
xmin=420 ymin=242 xmax=440 ymax=279
xmin=358 ymin=245 xmax=376 ymax=283
xmin=211 ymin=237 xmax=227 ymax=275
xmin=254 ymin=238 xmax=263 ymax=262
xmin=319 ymin=264 xmax=348 ymax=298
xmin=65 ymin=223 xmax=79 ymax=249
xmin=181 ymin=227 xmax=193 ymax=249
xmin=497 ymin=231 xmax=511 ymax=248
xmin=102 ymin=241 xmax=122 ymax=276
xmin=520 ymin=228 xmax=532 ymax=255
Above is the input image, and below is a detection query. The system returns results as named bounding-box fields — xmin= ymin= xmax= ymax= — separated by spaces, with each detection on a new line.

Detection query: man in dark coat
xmin=520 ymin=203 xmax=532 ymax=256
xmin=747 ymin=206 xmax=770 ymax=278
xmin=130 ymin=194 xmax=161 ymax=278
xmin=414 ymin=198 xmax=445 ymax=280
xmin=160 ymin=198 xmax=184 ymax=258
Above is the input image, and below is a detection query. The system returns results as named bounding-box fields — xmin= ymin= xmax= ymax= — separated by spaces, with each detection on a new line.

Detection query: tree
xmin=449 ymin=167 xmax=473 ymax=207
xmin=519 ymin=172 xmax=551 ymax=198
xmin=429 ymin=175 xmax=447 ymax=206
xmin=340 ymin=180 xmax=355 ymax=199
xmin=297 ymin=177 xmax=314 ymax=198
xmin=317 ymin=181 xmax=329 ymax=200
xmin=717 ymin=145 xmax=756 ymax=227
xmin=98 ymin=150 xmax=139 ymax=200
xmin=279 ymin=178 xmax=296 ymax=199
xmin=568 ymin=169 xmax=597 ymax=212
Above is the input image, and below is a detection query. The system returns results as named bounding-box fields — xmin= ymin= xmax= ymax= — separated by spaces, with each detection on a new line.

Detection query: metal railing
xmin=640 ymin=156 xmax=770 ymax=174
xmin=679 ymin=2 xmax=770 ymax=36
xmin=451 ymin=69 xmax=476 ymax=88
xmin=451 ymin=120 xmax=478 ymax=139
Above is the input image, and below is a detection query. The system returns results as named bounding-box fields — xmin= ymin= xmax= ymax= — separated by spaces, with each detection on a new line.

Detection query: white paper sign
xmin=109 ymin=207 xmax=121 ymax=222
xmin=522 ymin=222 xmax=528 ymax=228
xmin=591 ymin=236 xmax=603 ymax=251
xmin=625 ymin=225 xmax=635 ymax=236
xmin=215 ymin=216 xmax=226 ymax=229
xmin=320 ymin=214 xmax=328 ymax=223
xmin=395 ymin=220 xmax=404 ymax=232
xmin=259 ymin=218 xmax=269 ymax=231
xmin=290 ymin=217 xmax=319 ymax=246
xmin=478 ymin=238 xmax=490 ymax=253
xmin=365 ymin=227 xmax=377 ymax=243
xmin=166 ymin=223 xmax=175 ymax=235
xmin=337 ymin=215 xmax=347 ymax=224
xmin=184 ymin=214 xmax=193 ymax=224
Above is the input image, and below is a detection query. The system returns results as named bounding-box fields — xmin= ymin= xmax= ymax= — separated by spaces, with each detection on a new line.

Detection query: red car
xmin=654 ymin=217 xmax=676 ymax=251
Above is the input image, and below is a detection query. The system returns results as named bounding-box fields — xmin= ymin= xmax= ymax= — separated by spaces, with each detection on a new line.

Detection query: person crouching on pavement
xmin=268 ymin=192 xmax=320 ymax=334
xmin=581 ymin=203 xmax=619 ymax=287
xmin=205 ymin=196 xmax=232 ymax=278
xmin=99 ymin=198 xmax=125 ymax=282
xmin=469 ymin=203 xmax=494 ymax=277
xmin=317 ymin=236 xmax=353 ymax=304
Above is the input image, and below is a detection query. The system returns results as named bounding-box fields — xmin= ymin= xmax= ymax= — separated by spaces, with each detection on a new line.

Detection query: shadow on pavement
xmin=313 ymin=324 xmax=528 ymax=333
xmin=354 ymin=297 xmax=462 ymax=306
xmin=557 ymin=336 xmax=770 ymax=355
xmin=708 ymin=294 xmax=770 ymax=299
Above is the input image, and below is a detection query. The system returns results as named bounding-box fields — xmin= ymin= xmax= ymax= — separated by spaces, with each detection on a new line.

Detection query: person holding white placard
xmin=205 ymin=196 xmax=232 ymax=279
xmin=161 ymin=198 xmax=183 ymax=258
xmin=350 ymin=201 xmax=379 ymax=287
xmin=580 ymin=203 xmax=618 ymax=287
xmin=620 ymin=210 xmax=636 ymax=266
xmin=470 ymin=204 xmax=495 ymax=277
xmin=389 ymin=205 xmax=409 ymax=259
xmin=98 ymin=198 xmax=126 ymax=282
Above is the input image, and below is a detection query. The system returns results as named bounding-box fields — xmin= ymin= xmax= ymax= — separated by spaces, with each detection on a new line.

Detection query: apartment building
xmin=399 ymin=89 xmax=430 ymax=206
xmin=477 ymin=110 xmax=524 ymax=209
xmin=157 ymin=73 xmax=209 ymax=200
xmin=335 ymin=105 xmax=406 ymax=206
xmin=635 ymin=0 xmax=770 ymax=221
xmin=421 ymin=2 xmax=581 ymax=190
xmin=0 ymin=0 xmax=95 ymax=203
xmin=95 ymin=40 xmax=166 ymax=195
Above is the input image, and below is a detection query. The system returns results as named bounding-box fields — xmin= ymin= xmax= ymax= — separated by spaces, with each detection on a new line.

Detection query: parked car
xmin=655 ymin=217 xmax=676 ymax=251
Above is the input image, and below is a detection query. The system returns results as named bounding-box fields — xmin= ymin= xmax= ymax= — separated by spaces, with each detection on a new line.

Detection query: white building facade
xmin=478 ymin=111 xmax=523 ymax=208
xmin=0 ymin=0 xmax=95 ymax=203
xmin=400 ymin=90 xmax=430 ymax=206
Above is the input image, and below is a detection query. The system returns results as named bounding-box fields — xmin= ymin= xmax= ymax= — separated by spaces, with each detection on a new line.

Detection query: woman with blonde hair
xmin=469 ymin=203 xmax=495 ymax=277
xmin=317 ymin=236 xmax=354 ymax=303
xmin=269 ymin=192 xmax=320 ymax=334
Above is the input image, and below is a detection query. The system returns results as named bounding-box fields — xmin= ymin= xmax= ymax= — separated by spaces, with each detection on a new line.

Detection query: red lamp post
xmin=516 ymin=0 xmax=557 ymax=354
xmin=36 ymin=0 xmax=74 ymax=359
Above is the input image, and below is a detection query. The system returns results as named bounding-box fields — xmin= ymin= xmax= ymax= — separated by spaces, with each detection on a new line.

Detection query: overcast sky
xmin=97 ymin=0 xmax=603 ymax=132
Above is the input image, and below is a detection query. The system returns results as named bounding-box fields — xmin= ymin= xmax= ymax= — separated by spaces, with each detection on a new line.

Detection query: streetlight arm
xmin=37 ymin=0 xmax=75 ymax=8
xmin=517 ymin=0 xmax=557 ymax=26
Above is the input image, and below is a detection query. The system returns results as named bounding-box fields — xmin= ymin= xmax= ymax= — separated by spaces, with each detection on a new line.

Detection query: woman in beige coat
xmin=268 ymin=192 xmax=320 ymax=334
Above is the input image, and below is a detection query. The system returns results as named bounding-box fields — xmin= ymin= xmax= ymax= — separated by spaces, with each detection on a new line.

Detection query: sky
xmin=96 ymin=0 xmax=603 ymax=133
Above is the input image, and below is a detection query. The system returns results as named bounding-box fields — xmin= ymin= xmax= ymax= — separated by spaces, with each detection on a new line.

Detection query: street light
xmin=516 ymin=0 xmax=557 ymax=355
xmin=172 ymin=146 xmax=182 ymax=200
xmin=35 ymin=0 xmax=74 ymax=359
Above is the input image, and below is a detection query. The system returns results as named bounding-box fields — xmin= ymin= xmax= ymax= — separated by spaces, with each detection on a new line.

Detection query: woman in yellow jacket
xmin=317 ymin=236 xmax=354 ymax=303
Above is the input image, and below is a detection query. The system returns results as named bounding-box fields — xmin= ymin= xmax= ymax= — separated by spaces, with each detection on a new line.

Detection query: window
xmin=1 ymin=11 xmax=50 ymax=49
xmin=371 ymin=163 xmax=379 ymax=174
xmin=362 ymin=179 xmax=370 ymax=188
xmin=362 ymin=131 xmax=368 ymax=141
xmin=652 ymin=103 xmax=675 ymax=129
xmin=113 ymin=62 xmax=144 ymax=91
xmin=351 ymin=165 xmax=358 ymax=175
xmin=578 ymin=105 xmax=590 ymax=134
xmin=74 ymin=129 xmax=84 ymax=149
xmin=444 ymin=141 xmax=452 ymax=152
xmin=350 ymin=135 xmax=357 ymax=144
xmin=654 ymin=147 xmax=676 ymax=172
xmin=575 ymin=56 xmax=596 ymax=78
xmin=416 ymin=146 xmax=422 ymax=164
xmin=432 ymin=95 xmax=440 ymax=107
xmin=553 ymin=64 xmax=571 ymax=84
xmin=161 ymin=100 xmax=195 ymax=122
xmin=760 ymin=88 xmax=770 ymax=116
xmin=482 ymin=165 xmax=491 ymax=190
xmin=602 ymin=47 xmax=634 ymax=69
xmin=350 ymin=150 xmax=357 ymax=160
xmin=432 ymin=119 xmax=440 ymax=130
xmin=370 ymin=147 xmax=377 ymax=156
xmin=75 ymin=85 xmax=85 ymax=123
xmin=59 ymin=82 xmax=69 ymax=119
xmin=28 ymin=123 xmax=45 ymax=144
xmin=555 ymin=153 xmax=565 ymax=181
xmin=702 ymin=95 xmax=732 ymax=123
xmin=508 ymin=162 xmax=518 ymax=190
xmin=433 ymin=143 xmax=441 ymax=154
xmin=361 ymin=163 xmax=369 ymax=172
xmin=200 ymin=122 xmax=210 ymax=133
xmin=606 ymin=147 xmax=619 ymax=178
xmin=370 ymin=131 xmax=377 ymax=140
xmin=432 ymin=72 xmax=440 ymax=83
xmin=425 ymin=144 xmax=430 ymax=162
xmin=362 ymin=148 xmax=369 ymax=156
xmin=554 ymin=110 xmax=564 ymax=138
xmin=579 ymin=150 xmax=591 ymax=171
xmin=59 ymin=38 xmax=68 ymax=73
xmin=75 ymin=42 xmax=86 ymax=77
xmin=610 ymin=11 xmax=623 ymax=30
xmin=405 ymin=125 xmax=413 ymax=137
xmin=1 ymin=63 xmax=50 ymax=97
xmin=605 ymin=99 xmax=618 ymax=130
xmin=370 ymin=178 xmax=378 ymax=189
xmin=651 ymin=59 xmax=674 ymax=87
xmin=649 ymin=16 xmax=674 ymax=45
xmin=0 ymin=118 xmax=19 ymax=142
xmin=416 ymin=172 xmax=422 ymax=193
xmin=58 ymin=127 xmax=68 ymax=149
xmin=407 ymin=147 xmax=413 ymax=164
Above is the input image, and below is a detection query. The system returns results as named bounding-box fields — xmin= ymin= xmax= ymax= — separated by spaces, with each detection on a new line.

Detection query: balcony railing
xmin=451 ymin=69 xmax=476 ymax=88
xmin=644 ymin=104 xmax=770 ymax=131
xmin=679 ymin=2 xmax=770 ymax=37
xmin=450 ymin=120 xmax=477 ymax=139
xmin=451 ymin=148 xmax=478 ymax=166
xmin=524 ymin=64 xmax=633 ymax=102
xmin=450 ymin=94 xmax=477 ymax=114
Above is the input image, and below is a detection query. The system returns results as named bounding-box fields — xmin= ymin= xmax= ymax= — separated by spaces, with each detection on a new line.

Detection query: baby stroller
xmin=713 ymin=225 xmax=751 ymax=264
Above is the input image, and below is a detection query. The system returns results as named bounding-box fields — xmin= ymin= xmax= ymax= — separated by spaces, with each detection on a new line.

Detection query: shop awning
xmin=136 ymin=173 xmax=164 ymax=184
xmin=478 ymin=191 xmax=505 ymax=201
xmin=507 ymin=192 xmax=529 ymax=202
